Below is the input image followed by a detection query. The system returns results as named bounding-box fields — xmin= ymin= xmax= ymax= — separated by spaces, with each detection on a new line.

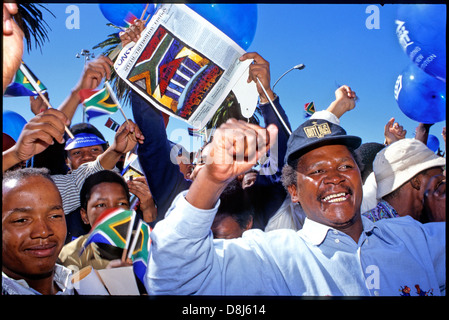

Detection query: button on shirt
xmin=146 ymin=191 xmax=445 ymax=296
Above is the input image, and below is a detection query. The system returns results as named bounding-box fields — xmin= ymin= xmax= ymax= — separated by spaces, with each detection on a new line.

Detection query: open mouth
xmin=322 ymin=192 xmax=349 ymax=203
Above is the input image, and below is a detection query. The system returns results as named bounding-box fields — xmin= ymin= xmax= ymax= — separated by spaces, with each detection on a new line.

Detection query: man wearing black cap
xmin=145 ymin=117 xmax=445 ymax=296
xmin=281 ymin=118 xmax=364 ymax=242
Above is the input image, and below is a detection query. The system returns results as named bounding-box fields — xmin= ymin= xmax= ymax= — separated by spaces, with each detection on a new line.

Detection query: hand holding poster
xmin=114 ymin=4 xmax=257 ymax=129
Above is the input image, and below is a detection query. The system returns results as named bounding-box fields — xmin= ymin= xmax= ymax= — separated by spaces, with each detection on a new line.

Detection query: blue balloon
xmin=187 ymin=4 xmax=257 ymax=50
xmin=396 ymin=4 xmax=446 ymax=82
xmin=3 ymin=110 xmax=27 ymax=142
xmin=99 ymin=4 xmax=156 ymax=28
xmin=426 ymin=134 xmax=440 ymax=153
xmin=394 ymin=64 xmax=446 ymax=124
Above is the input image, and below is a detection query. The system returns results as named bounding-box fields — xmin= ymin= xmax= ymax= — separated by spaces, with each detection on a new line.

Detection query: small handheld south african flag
xmin=79 ymin=86 xmax=118 ymax=121
xmin=304 ymin=101 xmax=315 ymax=118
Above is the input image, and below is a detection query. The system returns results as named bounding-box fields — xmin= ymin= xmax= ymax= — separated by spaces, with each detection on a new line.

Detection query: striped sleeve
xmin=51 ymin=159 xmax=106 ymax=215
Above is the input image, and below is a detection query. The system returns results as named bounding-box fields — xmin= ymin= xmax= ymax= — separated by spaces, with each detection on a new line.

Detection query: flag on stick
xmin=105 ymin=117 xmax=120 ymax=132
xmin=188 ymin=127 xmax=206 ymax=138
xmin=14 ymin=62 xmax=74 ymax=139
xmin=124 ymin=12 xmax=138 ymax=26
xmin=4 ymin=61 xmax=47 ymax=97
xmin=127 ymin=219 xmax=152 ymax=284
xmin=79 ymin=86 xmax=119 ymax=121
xmin=304 ymin=102 xmax=315 ymax=118
xmin=81 ymin=208 xmax=136 ymax=254
xmin=104 ymin=81 xmax=129 ymax=123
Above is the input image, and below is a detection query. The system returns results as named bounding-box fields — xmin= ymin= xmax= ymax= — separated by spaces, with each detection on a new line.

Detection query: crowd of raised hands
xmin=2 ymin=11 xmax=445 ymax=296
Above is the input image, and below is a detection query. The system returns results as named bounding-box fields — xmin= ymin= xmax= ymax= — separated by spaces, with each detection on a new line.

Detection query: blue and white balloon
xmin=396 ymin=4 xmax=446 ymax=82
xmin=394 ymin=64 xmax=446 ymax=123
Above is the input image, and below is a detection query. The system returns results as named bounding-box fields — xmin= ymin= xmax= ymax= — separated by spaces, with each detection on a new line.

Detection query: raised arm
xmin=2 ymin=109 xmax=69 ymax=172
xmin=147 ymin=120 xmax=278 ymax=294
xmin=122 ymin=19 xmax=192 ymax=220
xmin=384 ymin=117 xmax=407 ymax=146
xmin=29 ymin=56 xmax=114 ymax=174
xmin=414 ymin=122 xmax=433 ymax=145
xmin=326 ymin=85 xmax=357 ymax=119
xmin=58 ymin=56 xmax=113 ymax=122
xmin=131 ymin=90 xmax=192 ymax=221
xmin=239 ymin=52 xmax=291 ymax=180
xmin=97 ymin=119 xmax=144 ymax=170
xmin=186 ymin=119 xmax=278 ymax=209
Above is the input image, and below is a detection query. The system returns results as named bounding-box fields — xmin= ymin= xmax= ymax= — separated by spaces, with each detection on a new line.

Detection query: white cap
xmin=374 ymin=138 xmax=446 ymax=199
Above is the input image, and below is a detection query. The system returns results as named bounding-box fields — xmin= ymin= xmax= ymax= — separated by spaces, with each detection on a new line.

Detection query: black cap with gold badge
xmin=284 ymin=119 xmax=362 ymax=165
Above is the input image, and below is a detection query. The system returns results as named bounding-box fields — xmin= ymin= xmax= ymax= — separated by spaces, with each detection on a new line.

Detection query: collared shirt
xmin=362 ymin=199 xmax=400 ymax=222
xmin=2 ymin=264 xmax=74 ymax=295
xmin=146 ymin=191 xmax=445 ymax=296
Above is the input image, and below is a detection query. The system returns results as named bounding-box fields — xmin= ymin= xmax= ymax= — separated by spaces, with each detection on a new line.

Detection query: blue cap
xmin=65 ymin=133 xmax=107 ymax=151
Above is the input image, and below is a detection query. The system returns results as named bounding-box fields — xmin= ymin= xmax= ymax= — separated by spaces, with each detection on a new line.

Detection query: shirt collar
xmin=361 ymin=215 xmax=377 ymax=234
xmin=299 ymin=216 xmax=381 ymax=246
xmin=2 ymin=264 xmax=73 ymax=295
xmin=298 ymin=218 xmax=333 ymax=245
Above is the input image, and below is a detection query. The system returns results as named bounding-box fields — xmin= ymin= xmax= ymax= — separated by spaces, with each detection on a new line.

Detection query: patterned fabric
xmin=362 ymin=199 xmax=400 ymax=222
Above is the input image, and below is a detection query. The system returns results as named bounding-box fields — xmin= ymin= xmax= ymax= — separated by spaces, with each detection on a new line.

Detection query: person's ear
xmin=245 ymin=215 xmax=254 ymax=231
xmin=65 ymin=157 xmax=72 ymax=169
xmin=287 ymin=184 xmax=300 ymax=203
xmin=410 ymin=176 xmax=421 ymax=191
xmin=80 ymin=208 xmax=90 ymax=225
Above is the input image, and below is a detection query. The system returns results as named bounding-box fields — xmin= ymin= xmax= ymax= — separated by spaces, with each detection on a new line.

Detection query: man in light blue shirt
xmin=145 ymin=107 xmax=445 ymax=296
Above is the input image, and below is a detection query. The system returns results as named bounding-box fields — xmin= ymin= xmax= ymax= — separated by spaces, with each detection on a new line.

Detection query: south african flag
xmin=81 ymin=208 xmax=136 ymax=254
xmin=79 ymin=86 xmax=118 ymax=121
xmin=4 ymin=61 xmax=47 ymax=97
xmin=304 ymin=101 xmax=316 ymax=118
xmin=129 ymin=220 xmax=152 ymax=284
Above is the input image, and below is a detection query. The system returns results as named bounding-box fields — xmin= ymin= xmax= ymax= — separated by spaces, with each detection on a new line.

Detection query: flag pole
xmin=127 ymin=219 xmax=143 ymax=260
xmin=19 ymin=64 xmax=75 ymax=139
xmin=121 ymin=210 xmax=137 ymax=262
xmin=143 ymin=8 xmax=153 ymax=24
xmin=104 ymin=81 xmax=129 ymax=124
xmin=140 ymin=3 xmax=149 ymax=20
xmin=256 ymin=77 xmax=292 ymax=136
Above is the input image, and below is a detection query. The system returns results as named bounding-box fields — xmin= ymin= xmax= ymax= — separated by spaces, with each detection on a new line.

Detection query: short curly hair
xmin=3 ymin=167 xmax=54 ymax=189
xmin=80 ymin=170 xmax=129 ymax=210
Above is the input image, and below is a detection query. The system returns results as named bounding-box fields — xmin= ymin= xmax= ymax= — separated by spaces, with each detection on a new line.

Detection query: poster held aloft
xmin=114 ymin=4 xmax=258 ymax=129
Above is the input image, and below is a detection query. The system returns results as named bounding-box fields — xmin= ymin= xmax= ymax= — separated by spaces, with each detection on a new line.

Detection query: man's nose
xmin=324 ymin=169 xmax=345 ymax=185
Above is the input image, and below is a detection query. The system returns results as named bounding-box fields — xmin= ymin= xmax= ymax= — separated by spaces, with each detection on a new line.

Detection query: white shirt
xmin=2 ymin=264 xmax=74 ymax=295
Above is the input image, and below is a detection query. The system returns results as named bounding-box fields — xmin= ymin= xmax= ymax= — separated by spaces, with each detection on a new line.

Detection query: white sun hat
xmin=373 ymin=138 xmax=446 ymax=199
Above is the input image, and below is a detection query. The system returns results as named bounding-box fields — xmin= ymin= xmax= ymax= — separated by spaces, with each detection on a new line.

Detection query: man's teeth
xmin=323 ymin=193 xmax=347 ymax=203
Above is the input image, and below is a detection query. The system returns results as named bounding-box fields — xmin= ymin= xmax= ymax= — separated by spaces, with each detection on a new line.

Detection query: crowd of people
xmin=2 ymin=5 xmax=446 ymax=296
